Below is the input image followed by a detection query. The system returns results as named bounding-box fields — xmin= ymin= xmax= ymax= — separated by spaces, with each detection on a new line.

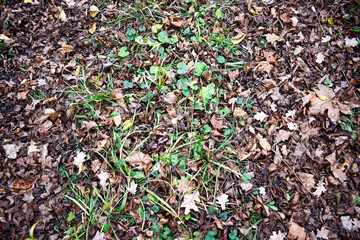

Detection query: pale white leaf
xmin=341 ymin=216 xmax=353 ymax=231
xmin=259 ymin=186 xmax=266 ymax=196
xmin=321 ymin=35 xmax=332 ymax=43
xmin=240 ymin=182 xmax=253 ymax=191
xmin=3 ymin=144 xmax=22 ymax=159
xmin=293 ymin=46 xmax=303 ymax=55
xmin=316 ymin=226 xmax=329 ymax=239
xmin=28 ymin=141 xmax=40 ymax=154
xmin=180 ymin=191 xmax=200 ymax=215
xmin=313 ymin=180 xmax=326 ymax=197
xmin=290 ymin=17 xmax=298 ymax=27
xmin=216 ymin=194 xmax=229 ymax=210
xmin=254 ymin=111 xmax=268 ymax=122
xmin=286 ymin=110 xmax=296 ymax=118
xmin=269 ymin=231 xmax=286 ymax=240
xmin=287 ymin=122 xmax=299 ymax=131
xmin=74 ymin=151 xmax=87 ymax=174
xmin=316 ymin=52 xmax=325 ymax=64
xmin=345 ymin=37 xmax=358 ymax=47
xmin=129 ymin=181 xmax=138 ymax=195
xmin=98 ymin=171 xmax=109 ymax=189
xmin=93 ymin=231 xmax=105 ymax=240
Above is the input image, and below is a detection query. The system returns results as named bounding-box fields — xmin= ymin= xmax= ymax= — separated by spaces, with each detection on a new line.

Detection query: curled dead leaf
xmin=170 ymin=18 xmax=184 ymax=28
xmin=162 ymin=90 xmax=180 ymax=104
xmin=125 ymin=151 xmax=153 ymax=172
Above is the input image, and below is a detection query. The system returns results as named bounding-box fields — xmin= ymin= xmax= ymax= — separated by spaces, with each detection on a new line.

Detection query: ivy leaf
xmin=216 ymin=56 xmax=225 ymax=63
xmin=118 ymin=47 xmax=129 ymax=57
xmin=123 ymin=81 xmax=134 ymax=89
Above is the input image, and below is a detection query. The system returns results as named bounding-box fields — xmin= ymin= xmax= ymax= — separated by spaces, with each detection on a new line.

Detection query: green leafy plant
xmin=200 ymin=83 xmax=215 ymax=109
xmin=205 ymin=229 xmax=218 ymax=240
xmin=177 ymin=62 xmax=188 ymax=75
xmin=158 ymin=31 xmax=170 ymax=43
xmin=229 ymin=229 xmax=239 ymax=240
xmin=267 ymin=201 xmax=279 ymax=211
xmin=216 ymin=56 xmax=225 ymax=64
xmin=118 ymin=47 xmax=130 ymax=57
xmin=194 ymin=62 xmax=208 ymax=76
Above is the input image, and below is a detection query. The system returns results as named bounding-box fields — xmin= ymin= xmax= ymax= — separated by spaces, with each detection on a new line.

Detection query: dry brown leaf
xmin=12 ymin=177 xmax=36 ymax=194
xmin=288 ymin=222 xmax=306 ymax=240
xmin=89 ymin=23 xmax=97 ymax=34
xmin=264 ymin=33 xmax=281 ymax=44
xmin=110 ymin=89 xmax=126 ymax=106
xmin=81 ymin=120 xmax=98 ymax=132
xmin=275 ymin=130 xmax=291 ymax=143
xmin=129 ymin=181 xmax=138 ymax=195
xmin=177 ymin=179 xmax=195 ymax=193
xmin=210 ymin=115 xmax=223 ymax=130
xmin=315 ymin=52 xmax=325 ymax=64
xmin=233 ymin=107 xmax=247 ymax=118
xmin=257 ymin=134 xmax=271 ymax=151
xmin=263 ymin=51 xmax=277 ymax=64
xmin=325 ymin=152 xmax=336 ymax=165
xmin=313 ymin=180 xmax=326 ymax=197
xmin=254 ymin=61 xmax=273 ymax=74
xmin=254 ymin=111 xmax=268 ymax=122
xmin=162 ymin=90 xmax=179 ymax=104
xmin=297 ymin=172 xmax=315 ymax=189
xmin=170 ymin=18 xmax=184 ymax=28
xmin=240 ymin=182 xmax=253 ymax=191
xmin=332 ymin=167 xmax=347 ymax=182
xmin=58 ymin=45 xmax=74 ymax=53
xmin=98 ymin=171 xmax=109 ymax=189
xmin=125 ymin=151 xmax=153 ymax=172
xmin=113 ymin=115 xmax=122 ymax=128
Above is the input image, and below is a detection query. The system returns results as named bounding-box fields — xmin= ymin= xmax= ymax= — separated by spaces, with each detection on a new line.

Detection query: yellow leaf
xmin=250 ymin=9 xmax=259 ymax=15
xmin=98 ymin=55 xmax=106 ymax=59
xmin=0 ymin=34 xmax=11 ymax=41
xmin=328 ymin=18 xmax=333 ymax=25
xmin=231 ymin=33 xmax=246 ymax=45
xmin=320 ymin=96 xmax=328 ymax=101
xmin=151 ymin=24 xmax=163 ymax=33
xmin=59 ymin=9 xmax=67 ymax=22
xmin=123 ymin=119 xmax=132 ymax=130
xmin=24 ymin=0 xmax=33 ymax=3
xmin=89 ymin=5 xmax=99 ymax=17
xmin=258 ymin=26 xmax=265 ymax=30
xmin=89 ymin=23 xmax=97 ymax=34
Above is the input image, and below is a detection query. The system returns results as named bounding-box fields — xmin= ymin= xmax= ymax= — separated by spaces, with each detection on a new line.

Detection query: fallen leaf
xmin=233 ymin=107 xmax=247 ymax=118
xmin=297 ymin=172 xmax=315 ymax=189
xmin=253 ymin=61 xmax=273 ymax=74
xmin=216 ymin=194 xmax=229 ymax=210
xmin=332 ymin=167 xmax=347 ymax=182
xmin=162 ymin=90 xmax=179 ymax=104
xmin=3 ymin=144 xmax=22 ymax=159
xmin=28 ymin=141 xmax=40 ymax=154
xmin=180 ymin=191 xmax=200 ymax=215
xmin=259 ymin=186 xmax=266 ymax=196
xmin=122 ymin=119 xmax=132 ymax=130
xmin=275 ymin=130 xmax=291 ymax=143
xmin=287 ymin=122 xmax=299 ymax=131
xmin=340 ymin=216 xmax=353 ymax=231
xmin=325 ymin=152 xmax=336 ymax=165
xmin=316 ymin=226 xmax=329 ymax=239
xmin=113 ymin=115 xmax=122 ymax=128
xmin=231 ymin=33 xmax=246 ymax=44
xmin=263 ymin=51 xmax=277 ymax=64
xmin=345 ymin=37 xmax=358 ymax=47
xmin=110 ymin=89 xmax=125 ymax=106
xmin=265 ymin=33 xmax=281 ymax=44
xmin=89 ymin=5 xmax=100 ymax=17
xmin=24 ymin=0 xmax=33 ymax=3
xmin=321 ymin=35 xmax=332 ymax=43
xmin=240 ymin=182 xmax=253 ymax=191
xmin=151 ymin=24 xmax=163 ymax=33
xmin=254 ymin=111 xmax=268 ymax=122
xmin=170 ymin=18 xmax=184 ymax=28
xmin=210 ymin=115 xmax=223 ymax=130
xmin=89 ymin=23 xmax=97 ymax=34
xmin=98 ymin=171 xmax=109 ymax=189
xmin=74 ymin=151 xmax=87 ymax=174
xmin=269 ymin=231 xmax=286 ymax=240
xmin=315 ymin=52 xmax=325 ymax=64
xmin=313 ymin=180 xmax=326 ymax=197
xmin=58 ymin=45 xmax=74 ymax=53
xmin=125 ymin=151 xmax=153 ymax=172
xmin=290 ymin=17 xmax=298 ymax=26
xmin=59 ymin=8 xmax=67 ymax=22
xmin=129 ymin=181 xmax=138 ymax=194
xmin=177 ymin=179 xmax=195 ymax=193
xmin=93 ymin=231 xmax=105 ymax=240
xmin=257 ymin=134 xmax=271 ymax=151
xmin=288 ymin=222 xmax=306 ymax=240
xmin=293 ymin=46 xmax=303 ymax=55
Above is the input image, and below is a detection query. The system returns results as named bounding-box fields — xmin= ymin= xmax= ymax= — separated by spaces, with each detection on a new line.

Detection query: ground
xmin=0 ymin=0 xmax=360 ymax=239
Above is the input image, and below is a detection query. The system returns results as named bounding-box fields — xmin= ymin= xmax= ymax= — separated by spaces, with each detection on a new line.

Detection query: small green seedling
xmin=118 ymin=47 xmax=130 ymax=57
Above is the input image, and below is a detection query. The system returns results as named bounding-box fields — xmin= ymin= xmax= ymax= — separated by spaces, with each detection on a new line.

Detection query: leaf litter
xmin=1 ymin=0 xmax=360 ymax=239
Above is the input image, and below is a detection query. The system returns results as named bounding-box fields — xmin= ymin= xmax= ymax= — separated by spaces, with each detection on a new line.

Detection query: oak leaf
xmin=313 ymin=180 xmax=326 ymax=197
xmin=288 ymin=222 xmax=306 ymax=240
xmin=180 ymin=191 xmax=200 ymax=215
xmin=74 ymin=151 xmax=87 ymax=174
xmin=254 ymin=111 xmax=268 ymax=122
xmin=98 ymin=171 xmax=109 ymax=189
xmin=125 ymin=151 xmax=153 ymax=172
xmin=316 ymin=226 xmax=329 ymax=239
xmin=269 ymin=231 xmax=286 ymax=240
xmin=216 ymin=194 xmax=229 ymax=210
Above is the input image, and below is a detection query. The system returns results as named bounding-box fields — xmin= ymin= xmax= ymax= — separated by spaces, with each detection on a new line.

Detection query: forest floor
xmin=1 ymin=0 xmax=360 ymax=239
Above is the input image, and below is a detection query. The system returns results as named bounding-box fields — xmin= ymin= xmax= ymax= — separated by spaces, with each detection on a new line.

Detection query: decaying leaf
xmin=162 ymin=90 xmax=179 ymax=104
xmin=177 ymin=179 xmax=195 ymax=193
xmin=275 ymin=130 xmax=291 ymax=143
xmin=288 ymin=222 xmax=306 ymax=240
xmin=313 ymin=180 xmax=326 ymax=197
xmin=297 ymin=172 xmax=315 ymax=189
xmin=315 ymin=52 xmax=325 ymax=64
xmin=3 ymin=144 xmax=22 ymax=159
xmin=170 ymin=18 xmax=184 ymax=28
xmin=129 ymin=181 xmax=138 ymax=194
xmin=340 ymin=216 xmax=353 ymax=231
xmin=113 ymin=115 xmax=122 ymax=128
xmin=73 ymin=151 xmax=87 ymax=174
xmin=180 ymin=191 xmax=200 ymax=215
xmin=58 ymin=45 xmax=74 ymax=53
xmin=93 ymin=231 xmax=105 ymax=240
xmin=216 ymin=194 xmax=229 ymax=210
xmin=345 ymin=37 xmax=359 ymax=47
xmin=125 ymin=151 xmax=153 ymax=172
xmin=316 ymin=226 xmax=329 ymax=239
xmin=98 ymin=171 xmax=109 ymax=189
xmin=231 ymin=33 xmax=246 ymax=44
xmin=257 ymin=134 xmax=271 ymax=151
xmin=254 ymin=111 xmax=268 ymax=122
xmin=89 ymin=23 xmax=97 ymax=34
xmin=269 ymin=231 xmax=286 ymax=240
xmin=59 ymin=8 xmax=67 ymax=22
xmin=332 ymin=167 xmax=347 ymax=182
xmin=253 ymin=61 xmax=273 ymax=74
xmin=89 ymin=5 xmax=99 ymax=17
xmin=240 ymin=182 xmax=253 ymax=191
xmin=264 ymin=33 xmax=281 ymax=44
